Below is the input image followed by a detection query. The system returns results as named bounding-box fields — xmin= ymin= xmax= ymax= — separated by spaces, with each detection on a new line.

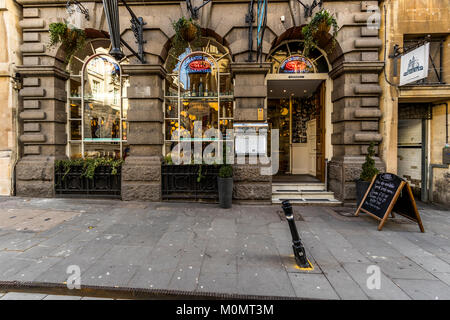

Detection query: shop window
xmin=267 ymin=40 xmax=330 ymax=74
xmin=164 ymin=38 xmax=233 ymax=159
xmin=67 ymin=39 xmax=129 ymax=159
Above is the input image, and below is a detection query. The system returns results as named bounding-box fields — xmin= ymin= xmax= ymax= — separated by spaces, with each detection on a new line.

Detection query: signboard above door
xmin=399 ymin=43 xmax=430 ymax=86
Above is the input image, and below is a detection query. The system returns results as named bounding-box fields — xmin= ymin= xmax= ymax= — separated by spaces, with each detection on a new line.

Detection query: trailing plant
xmin=48 ymin=22 xmax=86 ymax=63
xmin=360 ymin=142 xmax=379 ymax=182
xmin=163 ymin=154 xmax=173 ymax=165
xmin=167 ymin=17 xmax=202 ymax=72
xmin=301 ymin=9 xmax=339 ymax=56
xmin=55 ymin=158 xmax=123 ymax=181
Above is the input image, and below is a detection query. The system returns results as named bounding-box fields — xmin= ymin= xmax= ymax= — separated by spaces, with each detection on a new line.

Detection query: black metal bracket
xmin=66 ymin=0 xmax=90 ymax=21
xmin=246 ymin=0 xmax=255 ymax=62
xmin=186 ymin=0 xmax=213 ymax=20
xmin=120 ymin=0 xmax=146 ymax=63
xmin=296 ymin=0 xmax=323 ymax=18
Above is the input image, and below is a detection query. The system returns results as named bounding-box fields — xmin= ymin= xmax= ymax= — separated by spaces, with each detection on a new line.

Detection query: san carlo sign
xmin=279 ymin=55 xmax=315 ymax=74
xmin=185 ymin=55 xmax=212 ymax=73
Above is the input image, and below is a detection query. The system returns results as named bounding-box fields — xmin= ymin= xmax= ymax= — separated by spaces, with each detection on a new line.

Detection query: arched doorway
xmin=266 ymin=39 xmax=332 ymax=183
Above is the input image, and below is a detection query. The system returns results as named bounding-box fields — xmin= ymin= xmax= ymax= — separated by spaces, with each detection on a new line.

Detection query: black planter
xmin=356 ymin=180 xmax=371 ymax=207
xmin=218 ymin=177 xmax=233 ymax=208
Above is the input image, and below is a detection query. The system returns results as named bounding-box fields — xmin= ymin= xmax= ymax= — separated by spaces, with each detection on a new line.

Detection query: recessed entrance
xmin=267 ymin=78 xmax=326 ymax=183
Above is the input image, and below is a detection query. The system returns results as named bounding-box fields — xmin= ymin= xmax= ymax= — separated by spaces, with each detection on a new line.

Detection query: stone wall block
xmin=23 ymin=100 xmax=40 ymax=109
xmin=354 ymin=84 xmax=382 ymax=95
xmin=24 ymin=146 xmax=41 ymax=155
xmin=23 ymin=57 xmax=40 ymax=65
xmin=20 ymin=111 xmax=46 ymax=120
xmin=23 ymin=33 xmax=41 ymax=42
xmin=20 ymin=87 xmax=45 ymax=97
xmin=361 ymin=27 xmax=379 ymax=37
xmin=121 ymin=183 xmax=161 ymax=201
xmin=16 ymin=181 xmax=54 ymax=197
xmin=23 ymin=77 xmax=40 ymax=87
xmin=20 ymin=43 xmax=45 ymax=53
xmin=361 ymin=1 xmax=378 ymax=11
xmin=19 ymin=134 xmax=46 ymax=143
xmin=24 ymin=123 xmax=41 ymax=132
xmin=233 ymin=164 xmax=271 ymax=182
xmin=354 ymin=108 xmax=381 ymax=118
xmin=23 ymin=8 xmax=40 ymax=18
xmin=16 ymin=158 xmax=53 ymax=181
xmin=354 ymin=132 xmax=382 ymax=142
xmin=19 ymin=19 xmax=45 ymax=29
xmin=354 ymin=38 xmax=382 ymax=48
xmin=361 ymin=74 xmax=378 ymax=83
xmin=233 ymin=182 xmax=271 ymax=200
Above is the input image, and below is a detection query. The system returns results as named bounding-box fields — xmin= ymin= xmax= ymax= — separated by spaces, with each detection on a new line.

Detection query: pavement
xmin=0 ymin=196 xmax=449 ymax=300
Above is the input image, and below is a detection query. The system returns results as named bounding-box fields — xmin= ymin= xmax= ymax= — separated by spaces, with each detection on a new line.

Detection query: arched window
xmin=67 ymin=39 xmax=129 ymax=159
xmin=164 ymin=38 xmax=233 ymax=158
xmin=267 ymin=40 xmax=330 ymax=74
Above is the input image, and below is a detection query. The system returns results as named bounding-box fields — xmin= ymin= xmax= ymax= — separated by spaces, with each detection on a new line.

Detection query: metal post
xmin=281 ymin=200 xmax=310 ymax=268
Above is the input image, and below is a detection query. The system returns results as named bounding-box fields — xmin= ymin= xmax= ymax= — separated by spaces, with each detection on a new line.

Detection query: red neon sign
xmin=189 ymin=60 xmax=211 ymax=72
xmin=285 ymin=60 xmax=307 ymax=72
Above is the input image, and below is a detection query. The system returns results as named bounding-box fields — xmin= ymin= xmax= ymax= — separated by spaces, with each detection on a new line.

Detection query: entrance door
xmin=267 ymin=79 xmax=326 ymax=180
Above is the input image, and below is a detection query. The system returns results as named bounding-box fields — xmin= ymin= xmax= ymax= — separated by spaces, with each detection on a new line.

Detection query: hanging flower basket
xmin=181 ymin=22 xmax=198 ymax=42
xmin=301 ymin=9 xmax=339 ymax=56
xmin=48 ymin=22 xmax=86 ymax=63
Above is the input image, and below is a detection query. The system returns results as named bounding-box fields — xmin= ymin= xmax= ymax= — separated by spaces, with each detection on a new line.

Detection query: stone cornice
xmin=121 ymin=64 xmax=167 ymax=78
xmin=231 ymin=62 xmax=271 ymax=77
xmin=329 ymin=61 xmax=385 ymax=79
xmin=15 ymin=65 xmax=69 ymax=80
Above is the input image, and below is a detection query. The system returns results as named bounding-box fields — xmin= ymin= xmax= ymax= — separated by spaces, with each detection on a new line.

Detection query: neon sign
xmin=185 ymin=55 xmax=212 ymax=73
xmin=279 ymin=55 xmax=314 ymax=73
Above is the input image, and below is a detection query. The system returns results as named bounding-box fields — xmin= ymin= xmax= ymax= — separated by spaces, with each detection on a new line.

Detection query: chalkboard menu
xmin=355 ymin=173 xmax=424 ymax=232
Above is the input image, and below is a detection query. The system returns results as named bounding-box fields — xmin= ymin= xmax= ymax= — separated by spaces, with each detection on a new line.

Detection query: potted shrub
xmin=301 ymin=9 xmax=339 ymax=56
xmin=48 ymin=22 xmax=86 ymax=63
xmin=218 ymin=164 xmax=233 ymax=208
xmin=356 ymin=142 xmax=379 ymax=206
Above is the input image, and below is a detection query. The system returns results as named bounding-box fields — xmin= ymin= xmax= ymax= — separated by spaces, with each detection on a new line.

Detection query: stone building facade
xmin=0 ymin=0 xmax=21 ymax=196
xmin=10 ymin=0 xmax=448 ymax=204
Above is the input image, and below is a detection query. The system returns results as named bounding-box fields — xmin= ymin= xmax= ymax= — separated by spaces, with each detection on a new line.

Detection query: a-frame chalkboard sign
xmin=355 ymin=173 xmax=425 ymax=232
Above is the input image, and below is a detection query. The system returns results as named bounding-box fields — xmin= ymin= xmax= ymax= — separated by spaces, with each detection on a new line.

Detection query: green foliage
xmin=55 ymin=158 xmax=123 ymax=180
xmin=218 ymin=164 xmax=233 ymax=179
xmin=163 ymin=154 xmax=173 ymax=165
xmin=167 ymin=17 xmax=202 ymax=72
xmin=48 ymin=22 xmax=86 ymax=63
xmin=360 ymin=142 xmax=379 ymax=182
xmin=301 ymin=9 xmax=339 ymax=56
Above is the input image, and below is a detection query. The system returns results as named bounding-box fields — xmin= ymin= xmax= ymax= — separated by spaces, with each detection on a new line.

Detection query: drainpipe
xmin=324 ymin=158 xmax=328 ymax=191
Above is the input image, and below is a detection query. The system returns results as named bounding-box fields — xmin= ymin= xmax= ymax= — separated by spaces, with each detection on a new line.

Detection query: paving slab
xmin=0 ymin=292 xmax=47 ymax=300
xmin=0 ymin=197 xmax=449 ymax=300
xmin=392 ymin=279 xmax=450 ymax=300
xmin=288 ymin=273 xmax=340 ymax=300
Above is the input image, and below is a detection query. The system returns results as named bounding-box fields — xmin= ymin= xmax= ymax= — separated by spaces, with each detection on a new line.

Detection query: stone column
xmin=327 ymin=1 xmax=386 ymax=202
xmin=15 ymin=66 xmax=69 ymax=197
xmin=121 ymin=64 xmax=165 ymax=201
xmin=230 ymin=62 xmax=272 ymax=203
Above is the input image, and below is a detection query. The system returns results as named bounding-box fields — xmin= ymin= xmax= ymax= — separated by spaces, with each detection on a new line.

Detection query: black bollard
xmin=281 ymin=200 xmax=311 ymax=269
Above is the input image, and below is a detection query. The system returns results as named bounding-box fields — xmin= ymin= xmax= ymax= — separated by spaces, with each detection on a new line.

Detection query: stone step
xmin=272 ymin=191 xmax=336 ymax=199
xmin=272 ymin=183 xmax=326 ymax=192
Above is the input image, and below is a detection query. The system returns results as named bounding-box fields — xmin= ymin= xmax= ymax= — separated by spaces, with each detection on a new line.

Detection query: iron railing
xmin=55 ymin=165 xmax=121 ymax=198
xmin=161 ymin=164 xmax=220 ymax=201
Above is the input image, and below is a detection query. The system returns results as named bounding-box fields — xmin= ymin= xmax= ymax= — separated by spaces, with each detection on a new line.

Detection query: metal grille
xmin=161 ymin=164 xmax=220 ymax=201
xmin=55 ymin=165 xmax=121 ymax=198
xmin=398 ymin=103 xmax=432 ymax=120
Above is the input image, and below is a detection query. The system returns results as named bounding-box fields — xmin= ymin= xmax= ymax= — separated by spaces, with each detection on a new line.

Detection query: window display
xmin=164 ymin=38 xmax=233 ymax=158
xmin=67 ymin=39 xmax=128 ymax=159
